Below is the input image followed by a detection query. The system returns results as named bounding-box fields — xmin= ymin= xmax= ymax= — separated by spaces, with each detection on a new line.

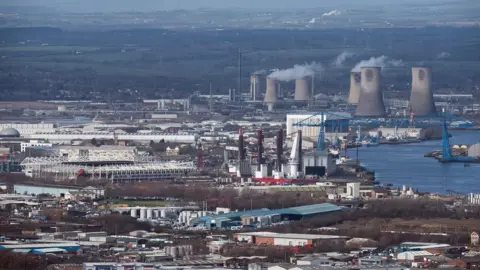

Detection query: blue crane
xmin=293 ymin=111 xmax=466 ymax=153
xmin=439 ymin=111 xmax=479 ymax=163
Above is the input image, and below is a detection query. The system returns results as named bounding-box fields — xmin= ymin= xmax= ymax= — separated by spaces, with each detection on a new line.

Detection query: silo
xmin=264 ymin=77 xmax=278 ymax=103
xmin=347 ymin=72 xmax=362 ymax=104
xmin=146 ymin=208 xmax=153 ymax=219
xmin=409 ymin=67 xmax=436 ymax=116
xmin=130 ymin=209 xmax=137 ymax=218
xmin=139 ymin=208 xmax=146 ymax=220
xmin=160 ymin=209 xmax=166 ymax=218
xmin=355 ymin=67 xmax=386 ymax=116
xmin=294 ymin=77 xmax=310 ymax=101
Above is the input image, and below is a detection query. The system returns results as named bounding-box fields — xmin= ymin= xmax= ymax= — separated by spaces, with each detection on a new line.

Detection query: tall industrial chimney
xmin=409 ymin=67 xmax=436 ymax=116
xmin=294 ymin=77 xmax=310 ymax=101
xmin=238 ymin=128 xmax=245 ymax=160
xmin=276 ymin=129 xmax=284 ymax=172
xmin=355 ymin=67 xmax=386 ymax=117
xmin=250 ymin=74 xmax=260 ymax=101
xmin=264 ymin=77 xmax=278 ymax=104
xmin=257 ymin=129 xmax=264 ymax=170
xmin=347 ymin=72 xmax=361 ymax=104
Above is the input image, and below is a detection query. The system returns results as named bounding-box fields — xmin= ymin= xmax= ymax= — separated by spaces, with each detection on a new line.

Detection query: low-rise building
xmin=234 ymin=232 xmax=348 ymax=247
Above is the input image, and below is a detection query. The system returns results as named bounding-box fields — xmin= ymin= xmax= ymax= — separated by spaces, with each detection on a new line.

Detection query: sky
xmin=1 ymin=0 xmax=474 ymax=12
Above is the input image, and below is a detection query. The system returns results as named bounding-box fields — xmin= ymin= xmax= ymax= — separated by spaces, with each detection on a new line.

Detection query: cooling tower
xmin=355 ymin=67 xmax=386 ymax=117
xmin=409 ymin=67 xmax=436 ymax=116
xmin=294 ymin=77 xmax=310 ymax=101
xmin=264 ymin=77 xmax=278 ymax=103
xmin=347 ymin=72 xmax=361 ymax=104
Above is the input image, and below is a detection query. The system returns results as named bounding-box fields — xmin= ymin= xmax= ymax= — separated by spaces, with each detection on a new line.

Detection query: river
xmin=345 ymin=130 xmax=480 ymax=194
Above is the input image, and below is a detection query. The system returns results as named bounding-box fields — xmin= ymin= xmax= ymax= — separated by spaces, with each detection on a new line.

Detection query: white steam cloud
xmin=437 ymin=52 xmax=451 ymax=59
xmin=332 ymin=52 xmax=354 ymax=68
xmin=322 ymin=10 xmax=341 ymax=17
xmin=267 ymin=62 xmax=323 ymax=82
xmin=351 ymin=56 xmax=404 ymax=72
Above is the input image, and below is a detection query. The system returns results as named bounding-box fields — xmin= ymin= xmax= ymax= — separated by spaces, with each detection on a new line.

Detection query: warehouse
xmin=234 ymin=232 xmax=348 ymax=247
xmin=0 ymin=243 xmax=81 ymax=252
xmin=14 ymin=183 xmax=82 ymax=197
xmin=286 ymin=112 xmax=351 ymax=139
xmin=190 ymin=203 xmax=343 ymax=229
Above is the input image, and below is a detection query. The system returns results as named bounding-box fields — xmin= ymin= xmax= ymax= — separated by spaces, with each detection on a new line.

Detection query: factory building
xmin=0 ymin=123 xmax=56 ymax=135
xmin=190 ymin=203 xmax=342 ymax=229
xmin=0 ymin=243 xmax=81 ymax=252
xmin=234 ymin=232 xmax=348 ymax=247
xmin=26 ymin=132 xmax=197 ymax=144
xmin=302 ymin=151 xmax=337 ymax=176
xmin=13 ymin=183 xmax=104 ymax=197
xmin=286 ymin=113 xmax=351 ymax=138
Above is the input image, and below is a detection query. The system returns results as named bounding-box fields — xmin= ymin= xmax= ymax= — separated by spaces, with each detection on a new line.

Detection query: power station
xmin=264 ymin=77 xmax=278 ymax=104
xmin=355 ymin=67 xmax=386 ymax=117
xmin=294 ymin=77 xmax=310 ymax=101
xmin=409 ymin=67 xmax=436 ymax=116
xmin=347 ymin=72 xmax=361 ymax=104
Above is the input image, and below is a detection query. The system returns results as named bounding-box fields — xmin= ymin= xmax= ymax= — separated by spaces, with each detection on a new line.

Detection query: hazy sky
xmin=1 ymin=0 xmax=473 ymax=12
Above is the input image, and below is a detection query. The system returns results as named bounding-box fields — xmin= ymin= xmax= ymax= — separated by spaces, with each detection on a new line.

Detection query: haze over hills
xmin=1 ymin=0 xmax=479 ymax=13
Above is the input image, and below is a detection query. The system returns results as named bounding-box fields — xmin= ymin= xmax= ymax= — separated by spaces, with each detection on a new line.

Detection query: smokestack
xmin=355 ymin=67 xmax=386 ymax=117
xmin=409 ymin=67 xmax=436 ymax=116
xmin=238 ymin=128 xmax=245 ymax=160
xmin=264 ymin=77 xmax=278 ymax=104
xmin=276 ymin=129 xmax=284 ymax=172
xmin=297 ymin=130 xmax=302 ymax=172
xmin=347 ymin=72 xmax=361 ymax=104
xmin=257 ymin=129 xmax=264 ymax=170
xmin=294 ymin=77 xmax=310 ymax=101
xmin=250 ymin=75 xmax=260 ymax=101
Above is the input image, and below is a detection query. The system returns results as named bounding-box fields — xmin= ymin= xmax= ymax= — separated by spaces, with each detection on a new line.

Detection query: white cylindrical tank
xmin=160 ymin=209 xmax=166 ymax=218
xmin=130 ymin=209 xmax=137 ymax=218
xmin=139 ymin=208 xmax=146 ymax=220
xmin=146 ymin=208 xmax=153 ymax=219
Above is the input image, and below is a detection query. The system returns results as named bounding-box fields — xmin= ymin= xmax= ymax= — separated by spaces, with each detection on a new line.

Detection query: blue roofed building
xmin=0 ymin=243 xmax=81 ymax=252
xmin=191 ymin=203 xmax=343 ymax=229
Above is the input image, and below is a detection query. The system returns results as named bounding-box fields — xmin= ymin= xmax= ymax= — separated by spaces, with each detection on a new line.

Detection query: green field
xmin=110 ymin=200 xmax=169 ymax=207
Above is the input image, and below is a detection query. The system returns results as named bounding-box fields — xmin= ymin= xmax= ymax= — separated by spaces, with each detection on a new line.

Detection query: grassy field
xmin=110 ymin=200 xmax=169 ymax=207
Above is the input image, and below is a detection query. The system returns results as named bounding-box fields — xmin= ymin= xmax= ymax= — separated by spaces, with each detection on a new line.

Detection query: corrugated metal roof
xmin=279 ymin=203 xmax=342 ymax=215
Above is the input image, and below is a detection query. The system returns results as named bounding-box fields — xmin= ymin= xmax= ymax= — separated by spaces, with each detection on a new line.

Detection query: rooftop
xmin=235 ymin=232 xmax=348 ymax=240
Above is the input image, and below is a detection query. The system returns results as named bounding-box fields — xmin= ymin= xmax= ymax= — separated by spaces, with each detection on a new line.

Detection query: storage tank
xmin=160 ymin=209 xmax=167 ymax=218
xmin=139 ymin=208 xmax=146 ymax=220
xmin=146 ymin=208 xmax=153 ymax=219
xmin=130 ymin=209 xmax=137 ymax=218
xmin=468 ymin=143 xmax=480 ymax=157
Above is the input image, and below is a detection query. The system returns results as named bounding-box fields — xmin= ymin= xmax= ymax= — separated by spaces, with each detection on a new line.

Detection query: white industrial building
xmin=397 ymin=251 xmax=432 ymax=261
xmin=286 ymin=113 xmax=351 ymax=138
xmin=0 ymin=123 xmax=56 ymax=135
xmin=26 ymin=132 xmax=197 ymax=143
xmin=20 ymin=140 xmax=53 ymax=152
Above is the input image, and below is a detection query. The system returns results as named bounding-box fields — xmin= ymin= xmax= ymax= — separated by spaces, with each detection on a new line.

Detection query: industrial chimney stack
xmin=276 ymin=129 xmax=284 ymax=172
xmin=257 ymin=129 xmax=264 ymax=170
xmin=409 ymin=67 xmax=436 ymax=116
xmin=250 ymin=74 xmax=260 ymax=101
xmin=355 ymin=67 xmax=386 ymax=117
xmin=264 ymin=77 xmax=278 ymax=104
xmin=347 ymin=72 xmax=361 ymax=104
xmin=294 ymin=77 xmax=310 ymax=101
xmin=238 ymin=128 xmax=245 ymax=160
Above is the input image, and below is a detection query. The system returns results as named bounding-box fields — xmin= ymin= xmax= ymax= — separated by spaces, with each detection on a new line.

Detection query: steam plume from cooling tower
xmin=347 ymin=72 xmax=362 ymax=104
xmin=351 ymin=56 xmax=404 ymax=72
xmin=409 ymin=67 xmax=436 ymax=116
xmin=355 ymin=67 xmax=386 ymax=116
xmin=268 ymin=62 xmax=323 ymax=82
xmin=332 ymin=52 xmax=354 ymax=68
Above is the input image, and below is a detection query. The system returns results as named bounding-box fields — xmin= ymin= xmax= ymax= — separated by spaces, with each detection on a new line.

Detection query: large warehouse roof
xmin=278 ymin=203 xmax=343 ymax=216
xmin=235 ymin=232 xmax=348 ymax=240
